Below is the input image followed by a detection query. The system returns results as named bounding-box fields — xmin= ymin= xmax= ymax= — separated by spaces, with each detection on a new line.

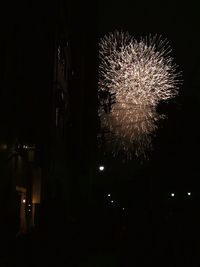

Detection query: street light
xmin=99 ymin=165 xmax=105 ymax=171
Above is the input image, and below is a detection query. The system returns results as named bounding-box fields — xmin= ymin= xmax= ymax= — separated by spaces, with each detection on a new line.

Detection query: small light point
xmin=99 ymin=165 xmax=105 ymax=171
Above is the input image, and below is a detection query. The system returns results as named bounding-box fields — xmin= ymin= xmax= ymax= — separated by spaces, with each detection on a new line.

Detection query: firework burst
xmin=99 ymin=31 xmax=181 ymax=158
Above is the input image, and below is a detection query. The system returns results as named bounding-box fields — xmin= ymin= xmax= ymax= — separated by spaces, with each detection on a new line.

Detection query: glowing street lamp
xmin=99 ymin=165 xmax=105 ymax=171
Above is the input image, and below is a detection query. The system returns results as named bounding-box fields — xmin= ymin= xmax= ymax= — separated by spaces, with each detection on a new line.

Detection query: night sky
xmin=97 ymin=0 xmax=200 ymax=195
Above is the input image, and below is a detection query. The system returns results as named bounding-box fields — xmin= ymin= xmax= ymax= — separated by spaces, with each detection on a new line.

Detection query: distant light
xmin=0 ymin=144 xmax=7 ymax=150
xmin=28 ymin=204 xmax=31 ymax=207
xmin=22 ymin=199 xmax=26 ymax=203
xmin=111 ymin=200 xmax=114 ymax=203
xmin=99 ymin=165 xmax=105 ymax=171
xmin=28 ymin=209 xmax=31 ymax=212
xmin=187 ymin=192 xmax=191 ymax=196
xmin=171 ymin=193 xmax=175 ymax=197
xmin=107 ymin=193 xmax=111 ymax=197
xmin=122 ymin=208 xmax=125 ymax=211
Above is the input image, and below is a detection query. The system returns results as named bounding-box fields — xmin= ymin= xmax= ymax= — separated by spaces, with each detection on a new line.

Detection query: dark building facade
xmin=1 ymin=1 xmax=98 ymax=263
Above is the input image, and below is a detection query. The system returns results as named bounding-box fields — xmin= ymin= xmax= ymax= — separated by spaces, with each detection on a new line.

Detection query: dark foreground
xmin=13 ymin=205 xmax=200 ymax=267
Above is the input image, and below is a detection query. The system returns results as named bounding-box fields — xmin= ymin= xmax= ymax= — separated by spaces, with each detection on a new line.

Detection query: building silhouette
xmin=0 ymin=1 xmax=98 ymax=264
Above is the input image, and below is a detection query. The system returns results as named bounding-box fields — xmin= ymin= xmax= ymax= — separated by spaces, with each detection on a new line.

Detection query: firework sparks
xmin=99 ymin=31 xmax=181 ymax=158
